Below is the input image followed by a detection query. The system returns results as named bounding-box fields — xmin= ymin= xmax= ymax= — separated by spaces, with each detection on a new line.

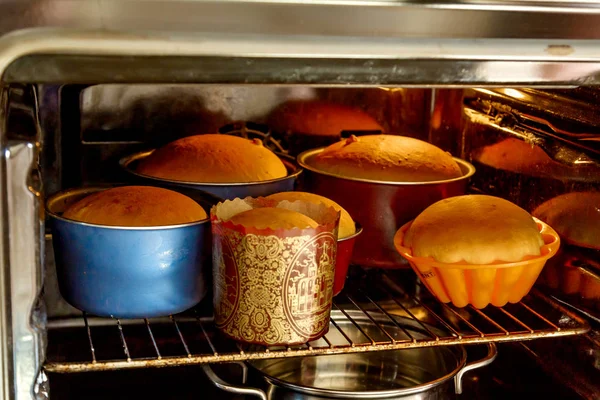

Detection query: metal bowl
xmin=46 ymin=186 xmax=217 ymax=318
xmin=297 ymin=148 xmax=475 ymax=268
xmin=203 ymin=310 xmax=497 ymax=400
xmin=120 ymin=150 xmax=302 ymax=200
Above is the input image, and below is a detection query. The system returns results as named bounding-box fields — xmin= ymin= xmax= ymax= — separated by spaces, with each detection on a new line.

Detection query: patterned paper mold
xmin=211 ymin=197 xmax=340 ymax=346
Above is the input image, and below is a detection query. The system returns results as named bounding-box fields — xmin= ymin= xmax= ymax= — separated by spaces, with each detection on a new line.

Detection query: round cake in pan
xmin=63 ymin=185 xmax=207 ymax=227
xmin=136 ymin=134 xmax=287 ymax=183
xmin=312 ymin=134 xmax=462 ymax=182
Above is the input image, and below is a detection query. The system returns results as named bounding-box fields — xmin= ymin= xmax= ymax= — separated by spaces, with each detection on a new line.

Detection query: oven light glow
xmin=377 ymin=87 xmax=404 ymax=93
xmin=503 ymin=88 xmax=526 ymax=99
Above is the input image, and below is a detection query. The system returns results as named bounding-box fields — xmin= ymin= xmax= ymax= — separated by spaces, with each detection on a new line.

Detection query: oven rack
xmin=43 ymin=270 xmax=590 ymax=373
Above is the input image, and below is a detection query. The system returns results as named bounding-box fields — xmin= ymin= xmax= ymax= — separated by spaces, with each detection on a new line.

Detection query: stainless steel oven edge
xmin=0 ymin=84 xmax=12 ymax=400
xmin=3 ymin=131 xmax=44 ymax=400
xmin=6 ymin=33 xmax=600 ymax=85
xmin=2 ymin=82 xmax=46 ymax=400
xmin=3 ymin=0 xmax=600 ymax=40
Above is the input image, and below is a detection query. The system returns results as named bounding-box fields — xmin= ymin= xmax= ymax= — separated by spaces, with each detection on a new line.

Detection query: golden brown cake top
xmin=312 ymin=134 xmax=462 ymax=182
xmin=63 ymin=186 xmax=207 ymax=227
xmin=404 ymin=195 xmax=544 ymax=264
xmin=137 ymin=134 xmax=287 ymax=183
xmin=228 ymin=207 xmax=319 ymax=230
xmin=266 ymin=191 xmax=355 ymax=238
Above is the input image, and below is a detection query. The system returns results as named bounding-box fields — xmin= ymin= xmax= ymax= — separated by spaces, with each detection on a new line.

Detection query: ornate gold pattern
xmin=213 ymin=226 xmax=336 ymax=345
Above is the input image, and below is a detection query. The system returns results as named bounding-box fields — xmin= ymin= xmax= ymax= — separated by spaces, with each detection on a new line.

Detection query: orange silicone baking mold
xmin=394 ymin=217 xmax=561 ymax=308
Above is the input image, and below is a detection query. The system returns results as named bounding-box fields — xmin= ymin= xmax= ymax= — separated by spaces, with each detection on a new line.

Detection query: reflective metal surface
xmin=248 ymin=313 xmax=469 ymax=398
xmin=1 ymin=81 xmax=46 ymax=400
xmin=0 ymin=86 xmax=12 ymax=400
xmin=3 ymin=33 xmax=600 ymax=85
xmin=465 ymin=88 xmax=600 ymax=165
xmin=454 ymin=89 xmax=600 ymax=209
xmin=202 ymin=364 xmax=267 ymax=400
xmin=5 ymin=140 xmax=44 ymax=399
xmin=2 ymin=1 xmax=600 ymax=39
xmin=9 ymin=55 xmax=600 ymax=86
xmin=205 ymin=311 xmax=497 ymax=399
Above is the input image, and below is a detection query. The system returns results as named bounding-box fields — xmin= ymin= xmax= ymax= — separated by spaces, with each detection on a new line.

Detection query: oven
xmin=1 ymin=1 xmax=600 ymax=399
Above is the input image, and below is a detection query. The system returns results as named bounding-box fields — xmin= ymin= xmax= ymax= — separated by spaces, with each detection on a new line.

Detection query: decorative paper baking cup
xmin=211 ymin=197 xmax=340 ymax=345
xmin=394 ymin=217 xmax=560 ymax=308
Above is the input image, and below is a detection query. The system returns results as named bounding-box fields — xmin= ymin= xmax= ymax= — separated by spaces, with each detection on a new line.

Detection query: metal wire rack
xmin=43 ymin=270 xmax=590 ymax=373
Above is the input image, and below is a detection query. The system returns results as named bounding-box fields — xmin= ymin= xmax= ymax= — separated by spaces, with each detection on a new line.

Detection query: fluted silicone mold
xmin=394 ymin=218 xmax=560 ymax=308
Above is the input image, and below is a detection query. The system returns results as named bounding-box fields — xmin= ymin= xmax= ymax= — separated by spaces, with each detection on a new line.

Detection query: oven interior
xmin=5 ymin=83 xmax=600 ymax=399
